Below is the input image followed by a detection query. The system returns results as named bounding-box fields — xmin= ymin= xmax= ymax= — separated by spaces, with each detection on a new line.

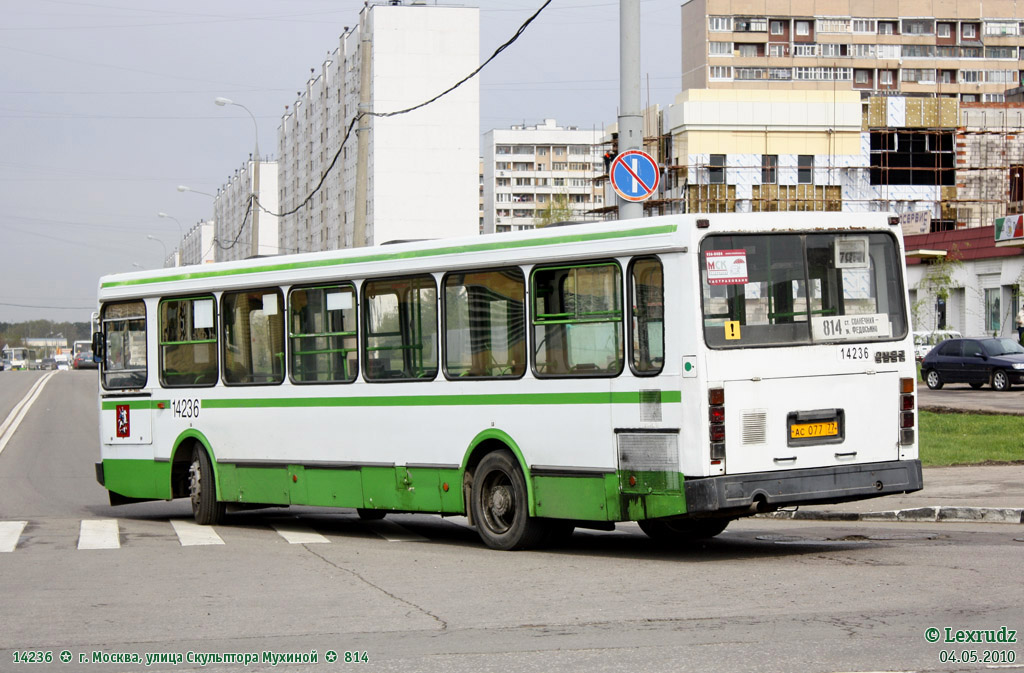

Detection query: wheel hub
xmin=488 ymin=485 xmax=512 ymax=517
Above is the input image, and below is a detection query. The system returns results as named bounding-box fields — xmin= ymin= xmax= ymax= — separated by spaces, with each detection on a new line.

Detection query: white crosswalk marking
xmin=170 ymin=519 xmax=225 ymax=546
xmin=78 ymin=519 xmax=120 ymax=550
xmin=365 ymin=519 xmax=429 ymax=543
xmin=0 ymin=521 xmax=28 ymax=552
xmin=270 ymin=522 xmax=330 ymax=544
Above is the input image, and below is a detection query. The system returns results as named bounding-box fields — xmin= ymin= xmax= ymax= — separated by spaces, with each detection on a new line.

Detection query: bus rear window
xmin=700 ymin=233 xmax=908 ymax=348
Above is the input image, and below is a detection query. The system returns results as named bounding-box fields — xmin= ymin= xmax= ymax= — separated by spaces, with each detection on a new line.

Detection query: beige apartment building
xmin=682 ymin=0 xmax=1024 ymax=102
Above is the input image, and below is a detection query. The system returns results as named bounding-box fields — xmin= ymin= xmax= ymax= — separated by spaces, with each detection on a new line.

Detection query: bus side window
xmin=101 ymin=300 xmax=148 ymax=390
xmin=160 ymin=296 xmax=218 ymax=388
xmin=629 ymin=257 xmax=664 ymax=375
xmin=222 ymin=288 xmax=286 ymax=386
xmin=289 ymin=284 xmax=358 ymax=384
xmin=532 ymin=262 xmax=623 ymax=377
xmin=363 ymin=275 xmax=438 ymax=382
xmin=443 ymin=268 xmax=526 ymax=379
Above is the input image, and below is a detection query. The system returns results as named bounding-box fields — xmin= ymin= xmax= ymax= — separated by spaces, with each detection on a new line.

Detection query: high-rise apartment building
xmin=681 ymin=0 xmax=1024 ymax=102
xmin=212 ymin=158 xmax=280 ymax=262
xmin=482 ymin=119 xmax=603 ymax=233
xmin=277 ymin=2 xmax=479 ymax=253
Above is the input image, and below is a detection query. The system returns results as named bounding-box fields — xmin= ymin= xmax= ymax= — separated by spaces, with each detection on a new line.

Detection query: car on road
xmin=73 ymin=351 xmax=98 ymax=369
xmin=40 ymin=358 xmax=57 ymax=370
xmin=921 ymin=336 xmax=1024 ymax=391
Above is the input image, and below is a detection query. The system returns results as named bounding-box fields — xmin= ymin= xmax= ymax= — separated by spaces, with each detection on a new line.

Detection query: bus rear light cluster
xmin=899 ymin=377 xmax=915 ymax=445
xmin=709 ymin=387 xmax=726 ymax=461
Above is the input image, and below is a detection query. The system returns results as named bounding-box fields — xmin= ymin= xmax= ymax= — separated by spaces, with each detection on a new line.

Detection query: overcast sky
xmin=0 ymin=0 xmax=681 ymax=324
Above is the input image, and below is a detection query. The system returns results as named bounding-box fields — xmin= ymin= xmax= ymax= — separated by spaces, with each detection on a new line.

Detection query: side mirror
xmin=91 ymin=331 xmax=104 ymax=362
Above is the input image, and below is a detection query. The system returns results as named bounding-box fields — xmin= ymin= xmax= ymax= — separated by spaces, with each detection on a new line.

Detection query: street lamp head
xmin=214 ymin=97 xmax=233 ymax=107
xmin=146 ymin=234 xmax=159 ymax=242
xmin=176 ymin=185 xmax=188 ymax=193
xmin=158 ymin=212 xmax=170 ymax=218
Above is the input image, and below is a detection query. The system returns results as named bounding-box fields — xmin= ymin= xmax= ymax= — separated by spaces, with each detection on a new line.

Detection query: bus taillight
xmin=899 ymin=377 xmax=915 ymax=444
xmin=709 ymin=387 xmax=726 ymax=460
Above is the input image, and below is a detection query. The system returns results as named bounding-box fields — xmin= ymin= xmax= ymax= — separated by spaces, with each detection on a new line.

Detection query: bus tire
xmin=189 ymin=446 xmax=225 ymax=526
xmin=470 ymin=450 xmax=547 ymax=551
xmin=638 ymin=517 xmax=730 ymax=542
xmin=356 ymin=508 xmax=386 ymax=520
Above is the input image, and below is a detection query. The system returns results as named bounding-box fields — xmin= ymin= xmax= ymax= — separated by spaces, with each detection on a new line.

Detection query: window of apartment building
xmin=985 ymin=21 xmax=1019 ymax=36
xmin=985 ymin=288 xmax=1001 ymax=332
xmin=552 ymin=178 xmax=565 ymax=186
xmin=496 ymin=193 xmax=511 ymax=202
xmin=569 ymin=145 xmax=590 ymax=155
xmin=769 ymin=68 xmax=792 ymax=80
xmin=821 ymin=43 xmax=850 ymax=58
xmin=853 ymin=44 xmax=875 ymax=58
xmin=709 ymin=16 xmax=732 ymax=32
xmin=570 ymin=178 xmax=588 ymax=187
xmin=537 ymin=147 xmax=549 ymax=156
xmin=768 ymin=44 xmax=788 ymax=57
xmin=496 ymin=146 xmax=512 ymax=155
xmin=734 ymin=17 xmax=767 ymax=32
xmin=962 ymin=23 xmax=977 ymax=39
xmin=901 ymin=19 xmax=934 ymax=35
xmin=571 ymin=194 xmax=588 ymax=203
xmin=737 ymin=43 xmax=758 ymax=57
xmin=902 ymin=69 xmax=937 ymax=83
xmin=736 ymin=67 xmax=768 ymax=80
xmin=817 ymin=18 xmax=850 ymax=33
xmin=496 ymin=178 xmax=510 ymax=186
xmin=959 ymin=70 xmax=981 ymax=83
xmin=937 ymin=23 xmax=952 ymax=38
xmin=986 ymin=46 xmax=1017 ymax=59
xmin=939 ymin=69 xmax=956 ymax=83
xmin=854 ymin=69 xmax=870 ymax=84
xmin=902 ymin=45 xmax=935 ymax=59
xmin=1010 ymin=165 xmax=1024 ymax=210
xmin=552 ymin=162 xmax=568 ymax=170
xmin=877 ymin=21 xmax=897 ymax=35
xmin=515 ymin=178 xmax=532 ymax=186
xmin=983 ymin=93 xmax=1007 ymax=103
xmin=496 ymin=162 xmax=511 ymax=170
xmin=709 ymin=65 xmax=732 ymax=80
xmin=770 ymin=20 xmax=784 ymax=35
xmin=960 ymin=46 xmax=982 ymax=58
xmin=513 ymin=145 xmax=534 ymax=154
xmin=798 ymin=155 xmax=813 ymax=184
xmin=709 ymin=41 xmax=733 ymax=55
xmin=709 ymin=154 xmax=726 ymax=184
xmin=794 ymin=44 xmax=818 ymax=57
xmin=936 ymin=46 xmax=958 ymax=58
xmin=513 ymin=162 xmax=533 ymax=170
xmin=876 ymin=44 xmax=901 ymax=60
xmin=536 ymin=178 xmax=549 ymax=186
xmin=986 ymin=70 xmax=1017 ymax=84
xmin=852 ymin=19 xmax=876 ymax=33
xmin=569 ymin=162 xmax=590 ymax=170
xmin=962 ymin=94 xmax=978 ymax=102
xmin=795 ymin=21 xmax=810 ymax=36
xmin=762 ymin=155 xmax=777 ymax=184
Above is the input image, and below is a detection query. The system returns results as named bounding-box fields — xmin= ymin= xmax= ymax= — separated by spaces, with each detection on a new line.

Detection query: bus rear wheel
xmin=189 ymin=446 xmax=225 ymax=525
xmin=471 ymin=450 xmax=548 ymax=551
xmin=638 ymin=517 xmax=730 ymax=542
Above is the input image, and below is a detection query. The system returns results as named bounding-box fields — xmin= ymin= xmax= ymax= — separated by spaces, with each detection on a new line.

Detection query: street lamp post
xmin=215 ymin=97 xmax=260 ymax=259
xmin=146 ymin=234 xmax=167 ymax=267
xmin=157 ymin=212 xmax=183 ymax=267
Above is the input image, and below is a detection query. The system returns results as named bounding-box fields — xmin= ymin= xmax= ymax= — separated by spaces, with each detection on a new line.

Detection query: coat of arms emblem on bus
xmin=115 ymin=404 xmax=130 ymax=438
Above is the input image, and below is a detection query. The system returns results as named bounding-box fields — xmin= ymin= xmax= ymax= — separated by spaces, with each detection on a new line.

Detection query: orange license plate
xmin=790 ymin=421 xmax=838 ymax=439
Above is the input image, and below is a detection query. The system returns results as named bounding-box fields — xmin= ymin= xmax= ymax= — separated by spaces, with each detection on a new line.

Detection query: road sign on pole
xmin=609 ymin=150 xmax=660 ymax=203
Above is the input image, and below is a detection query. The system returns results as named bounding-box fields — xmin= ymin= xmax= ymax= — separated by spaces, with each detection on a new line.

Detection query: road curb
xmin=758 ymin=506 xmax=1024 ymax=524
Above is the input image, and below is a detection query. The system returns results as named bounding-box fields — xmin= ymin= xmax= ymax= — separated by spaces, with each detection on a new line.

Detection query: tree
xmin=533 ymin=192 xmax=574 ymax=228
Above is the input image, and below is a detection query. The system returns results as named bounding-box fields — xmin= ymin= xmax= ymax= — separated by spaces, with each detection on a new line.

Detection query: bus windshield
xmin=701 ymin=232 xmax=908 ymax=348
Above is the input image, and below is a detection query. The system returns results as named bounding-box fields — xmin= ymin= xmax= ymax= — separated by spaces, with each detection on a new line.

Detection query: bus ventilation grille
xmin=741 ymin=410 xmax=768 ymax=445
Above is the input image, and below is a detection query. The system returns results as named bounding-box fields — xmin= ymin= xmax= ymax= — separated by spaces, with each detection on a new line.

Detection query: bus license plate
xmin=790 ymin=421 xmax=839 ymax=439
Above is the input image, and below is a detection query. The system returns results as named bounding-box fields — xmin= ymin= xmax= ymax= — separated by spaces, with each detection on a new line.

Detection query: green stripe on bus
xmin=201 ymin=390 xmax=682 ymax=409
xmin=101 ymin=400 xmax=168 ymax=411
xmin=100 ymin=224 xmax=678 ymax=289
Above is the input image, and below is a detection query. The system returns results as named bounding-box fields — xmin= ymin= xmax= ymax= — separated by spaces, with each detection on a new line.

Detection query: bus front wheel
xmin=638 ymin=517 xmax=730 ymax=542
xmin=470 ymin=451 xmax=548 ymax=551
xmin=189 ymin=446 xmax=225 ymax=526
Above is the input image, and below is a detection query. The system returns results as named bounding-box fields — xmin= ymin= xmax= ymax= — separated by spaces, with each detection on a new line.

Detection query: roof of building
xmin=904 ymin=225 xmax=1023 ymax=265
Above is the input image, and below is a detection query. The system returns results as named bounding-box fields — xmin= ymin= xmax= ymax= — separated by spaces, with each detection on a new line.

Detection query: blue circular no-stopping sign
xmin=610 ymin=150 xmax=660 ymax=202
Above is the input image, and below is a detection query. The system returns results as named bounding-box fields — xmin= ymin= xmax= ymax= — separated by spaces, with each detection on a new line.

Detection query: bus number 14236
xmin=839 ymin=346 xmax=870 ymax=361
xmin=171 ymin=399 xmax=200 ymax=419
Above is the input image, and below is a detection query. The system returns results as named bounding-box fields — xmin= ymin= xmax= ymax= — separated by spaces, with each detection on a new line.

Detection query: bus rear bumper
xmin=684 ymin=459 xmax=923 ymax=514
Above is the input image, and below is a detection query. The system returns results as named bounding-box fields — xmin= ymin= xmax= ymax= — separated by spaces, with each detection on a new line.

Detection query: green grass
xmin=919 ymin=410 xmax=1024 ymax=466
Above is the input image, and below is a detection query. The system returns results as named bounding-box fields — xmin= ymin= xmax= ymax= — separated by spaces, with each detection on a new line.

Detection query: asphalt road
xmin=0 ymin=370 xmax=1021 ymax=673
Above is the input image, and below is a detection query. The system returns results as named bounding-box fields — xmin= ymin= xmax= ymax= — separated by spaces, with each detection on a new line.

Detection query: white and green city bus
xmin=93 ymin=213 xmax=922 ymax=550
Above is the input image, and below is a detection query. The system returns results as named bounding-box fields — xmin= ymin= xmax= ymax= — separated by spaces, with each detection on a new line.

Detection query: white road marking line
xmin=365 ymin=520 xmax=429 ymax=543
xmin=170 ymin=519 xmax=225 ymax=546
xmin=271 ymin=522 xmax=330 ymax=544
xmin=78 ymin=519 xmax=120 ymax=550
xmin=0 ymin=371 xmax=58 ymax=457
xmin=0 ymin=521 xmax=28 ymax=552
